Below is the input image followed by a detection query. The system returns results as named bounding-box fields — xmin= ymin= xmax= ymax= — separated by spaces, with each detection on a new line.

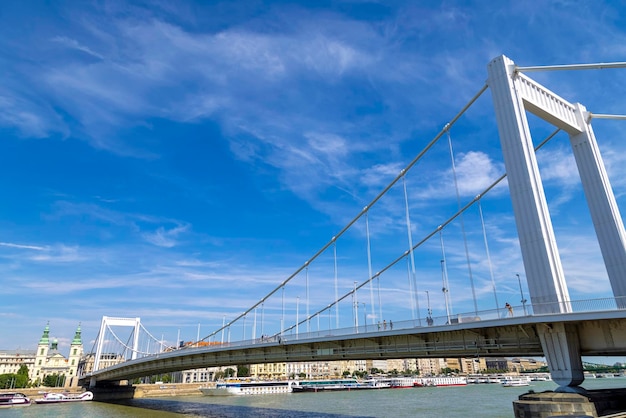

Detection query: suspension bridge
xmin=80 ymin=55 xmax=626 ymax=393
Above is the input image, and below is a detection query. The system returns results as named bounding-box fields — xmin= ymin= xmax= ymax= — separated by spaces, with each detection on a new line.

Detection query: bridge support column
xmin=537 ymin=322 xmax=584 ymax=390
xmin=487 ymin=55 xmax=571 ymax=314
xmin=570 ymin=104 xmax=626 ymax=308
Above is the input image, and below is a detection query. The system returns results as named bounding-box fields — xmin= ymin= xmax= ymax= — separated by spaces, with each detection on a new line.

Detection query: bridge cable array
xmin=197 ymin=84 xmax=573 ymax=346
xmin=197 ymin=83 xmax=491 ymax=344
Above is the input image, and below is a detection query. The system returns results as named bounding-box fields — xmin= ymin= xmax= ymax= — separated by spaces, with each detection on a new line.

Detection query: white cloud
xmin=51 ymin=36 xmax=104 ymax=60
xmin=143 ymin=224 xmax=190 ymax=248
xmin=455 ymin=151 xmax=506 ymax=196
xmin=29 ymin=245 xmax=83 ymax=263
xmin=0 ymin=95 xmax=67 ymax=138
xmin=537 ymin=146 xmax=579 ymax=187
xmin=0 ymin=242 xmax=46 ymax=251
xmin=411 ymin=151 xmax=506 ymax=201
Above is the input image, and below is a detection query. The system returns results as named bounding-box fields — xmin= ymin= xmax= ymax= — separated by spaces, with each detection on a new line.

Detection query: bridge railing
xmin=85 ymin=296 xmax=626 ymax=379
xmin=166 ymin=296 xmax=626 ymax=354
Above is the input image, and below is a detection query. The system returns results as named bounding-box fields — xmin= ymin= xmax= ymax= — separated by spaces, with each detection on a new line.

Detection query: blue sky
xmin=1 ymin=0 xmax=626 ymax=363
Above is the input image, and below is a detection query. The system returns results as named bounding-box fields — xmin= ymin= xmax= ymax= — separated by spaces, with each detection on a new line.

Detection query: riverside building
xmin=0 ymin=349 xmax=36 ymax=379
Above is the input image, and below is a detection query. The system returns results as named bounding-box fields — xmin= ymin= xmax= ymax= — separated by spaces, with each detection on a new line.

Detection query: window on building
xmin=40 ymin=348 xmax=44 ymax=355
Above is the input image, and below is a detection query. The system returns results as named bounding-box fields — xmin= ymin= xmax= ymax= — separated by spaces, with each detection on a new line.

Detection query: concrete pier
xmin=513 ymin=388 xmax=626 ymax=418
xmin=90 ymin=385 xmax=136 ymax=401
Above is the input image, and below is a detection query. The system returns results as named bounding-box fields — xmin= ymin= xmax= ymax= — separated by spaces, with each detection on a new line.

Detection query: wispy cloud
xmin=51 ymin=36 xmax=104 ymax=60
xmin=0 ymin=242 xmax=46 ymax=251
xmin=29 ymin=245 xmax=83 ymax=263
xmin=143 ymin=224 xmax=190 ymax=248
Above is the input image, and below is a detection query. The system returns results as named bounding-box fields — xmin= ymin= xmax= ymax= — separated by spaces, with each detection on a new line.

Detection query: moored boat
xmin=415 ymin=376 xmax=467 ymax=387
xmin=200 ymin=380 xmax=293 ymax=396
xmin=291 ymin=378 xmax=390 ymax=392
xmin=389 ymin=377 xmax=418 ymax=388
xmin=0 ymin=392 xmax=31 ymax=408
xmin=501 ymin=376 xmax=531 ymax=387
xmin=34 ymin=391 xmax=93 ymax=403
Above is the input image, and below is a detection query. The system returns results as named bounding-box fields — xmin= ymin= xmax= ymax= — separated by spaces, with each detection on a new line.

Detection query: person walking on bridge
xmin=505 ymin=302 xmax=514 ymax=317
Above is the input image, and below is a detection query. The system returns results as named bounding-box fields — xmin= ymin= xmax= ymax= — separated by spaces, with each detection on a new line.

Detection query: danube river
xmin=5 ymin=378 xmax=626 ymax=418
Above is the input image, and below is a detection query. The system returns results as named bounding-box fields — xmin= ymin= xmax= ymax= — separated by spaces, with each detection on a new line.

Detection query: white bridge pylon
xmin=488 ymin=55 xmax=626 ymax=314
xmin=487 ymin=55 xmax=626 ymax=388
xmin=92 ymin=316 xmax=141 ymax=373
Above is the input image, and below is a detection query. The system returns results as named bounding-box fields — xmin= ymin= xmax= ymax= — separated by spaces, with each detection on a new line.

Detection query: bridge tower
xmin=487 ymin=55 xmax=626 ymax=389
xmin=91 ymin=316 xmax=141 ymax=385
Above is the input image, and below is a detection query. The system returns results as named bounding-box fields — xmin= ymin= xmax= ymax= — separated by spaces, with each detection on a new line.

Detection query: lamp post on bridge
xmin=296 ymin=296 xmax=299 ymax=339
xmin=425 ymin=291 xmax=433 ymax=326
xmin=221 ymin=316 xmax=225 ymax=344
xmin=359 ymin=302 xmax=367 ymax=332
xmin=353 ymin=281 xmax=359 ymax=333
xmin=441 ymin=259 xmax=451 ymax=324
xmin=516 ymin=273 xmax=528 ymax=315
xmin=242 ymin=314 xmax=246 ymax=341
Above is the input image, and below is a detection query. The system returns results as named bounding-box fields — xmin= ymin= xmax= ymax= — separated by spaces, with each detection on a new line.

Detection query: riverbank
xmin=3 ymin=383 xmax=211 ymax=399
xmin=133 ymin=383 xmax=211 ymax=398
xmin=3 ymin=379 xmax=626 ymax=418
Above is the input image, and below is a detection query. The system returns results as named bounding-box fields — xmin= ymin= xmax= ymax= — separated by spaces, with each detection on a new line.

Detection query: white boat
xmin=34 ymin=391 xmax=94 ymax=403
xmin=501 ymin=377 xmax=530 ymax=387
xmin=291 ymin=378 xmax=390 ymax=392
xmin=389 ymin=377 xmax=418 ymax=388
xmin=0 ymin=392 xmax=31 ymax=408
xmin=200 ymin=380 xmax=293 ymax=396
xmin=415 ymin=376 xmax=467 ymax=387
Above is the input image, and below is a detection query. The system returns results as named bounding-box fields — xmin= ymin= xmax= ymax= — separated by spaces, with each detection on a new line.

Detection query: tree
xmin=15 ymin=365 xmax=29 ymax=388
xmin=224 ymin=368 xmax=236 ymax=378
xmin=43 ymin=373 xmax=66 ymax=387
xmin=237 ymin=365 xmax=249 ymax=377
xmin=0 ymin=365 xmax=30 ymax=389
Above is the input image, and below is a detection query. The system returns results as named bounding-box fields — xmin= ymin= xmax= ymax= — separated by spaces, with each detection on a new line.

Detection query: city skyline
xmin=1 ymin=0 xmax=626 ymax=363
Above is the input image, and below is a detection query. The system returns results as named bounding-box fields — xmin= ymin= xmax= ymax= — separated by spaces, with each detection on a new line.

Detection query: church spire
xmin=71 ymin=323 xmax=82 ymax=345
xmin=39 ymin=322 xmax=50 ymax=345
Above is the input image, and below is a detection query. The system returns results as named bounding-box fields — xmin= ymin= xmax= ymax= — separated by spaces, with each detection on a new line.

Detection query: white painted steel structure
xmin=487 ymin=55 xmax=626 ymax=389
xmin=92 ymin=316 xmax=141 ymax=373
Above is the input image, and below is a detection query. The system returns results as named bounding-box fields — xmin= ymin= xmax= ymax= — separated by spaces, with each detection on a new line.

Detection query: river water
xmin=4 ymin=378 xmax=626 ymax=418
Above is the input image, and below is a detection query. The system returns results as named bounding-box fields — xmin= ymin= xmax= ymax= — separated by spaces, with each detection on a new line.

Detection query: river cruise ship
xmin=414 ymin=376 xmax=467 ymax=387
xmin=200 ymin=380 xmax=293 ymax=396
xmin=291 ymin=378 xmax=390 ymax=392
xmin=501 ymin=376 xmax=531 ymax=387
